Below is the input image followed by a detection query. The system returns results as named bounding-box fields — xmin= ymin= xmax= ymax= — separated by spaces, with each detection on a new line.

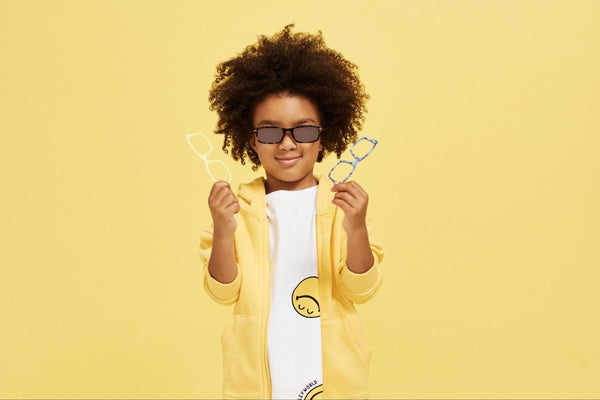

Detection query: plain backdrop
xmin=1 ymin=0 xmax=599 ymax=398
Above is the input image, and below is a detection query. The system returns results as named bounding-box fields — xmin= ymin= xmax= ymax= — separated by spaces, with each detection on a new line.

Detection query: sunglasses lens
xmin=257 ymin=127 xmax=284 ymax=143
xmin=293 ymin=126 xmax=320 ymax=142
xmin=256 ymin=126 xmax=320 ymax=143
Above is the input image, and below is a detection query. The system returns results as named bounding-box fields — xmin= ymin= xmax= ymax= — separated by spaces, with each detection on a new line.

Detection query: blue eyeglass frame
xmin=328 ymin=136 xmax=378 ymax=184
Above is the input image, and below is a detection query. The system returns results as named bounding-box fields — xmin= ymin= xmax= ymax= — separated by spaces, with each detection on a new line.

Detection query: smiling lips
xmin=276 ymin=155 xmax=302 ymax=166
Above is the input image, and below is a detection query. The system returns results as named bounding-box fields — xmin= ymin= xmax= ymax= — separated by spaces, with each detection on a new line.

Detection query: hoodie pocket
xmin=322 ymin=317 xmax=372 ymax=398
xmin=221 ymin=314 xmax=262 ymax=398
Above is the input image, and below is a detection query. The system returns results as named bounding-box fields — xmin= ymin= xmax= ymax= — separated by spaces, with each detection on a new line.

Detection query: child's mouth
xmin=276 ymin=156 xmax=302 ymax=166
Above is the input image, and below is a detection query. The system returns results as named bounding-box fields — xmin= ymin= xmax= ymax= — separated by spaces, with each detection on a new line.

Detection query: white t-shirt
xmin=266 ymin=184 xmax=324 ymax=400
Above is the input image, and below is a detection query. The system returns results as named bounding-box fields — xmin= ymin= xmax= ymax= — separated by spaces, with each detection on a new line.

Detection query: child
xmin=199 ymin=23 xmax=384 ymax=400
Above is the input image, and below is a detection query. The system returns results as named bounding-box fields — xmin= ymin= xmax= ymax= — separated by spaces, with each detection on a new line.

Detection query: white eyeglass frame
xmin=186 ymin=131 xmax=232 ymax=183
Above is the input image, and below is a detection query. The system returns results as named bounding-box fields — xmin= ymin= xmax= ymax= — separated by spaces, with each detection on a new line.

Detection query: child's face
xmin=250 ymin=92 xmax=323 ymax=193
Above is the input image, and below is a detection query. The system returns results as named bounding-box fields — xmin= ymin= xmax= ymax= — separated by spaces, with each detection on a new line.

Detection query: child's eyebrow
xmin=256 ymin=118 xmax=317 ymax=126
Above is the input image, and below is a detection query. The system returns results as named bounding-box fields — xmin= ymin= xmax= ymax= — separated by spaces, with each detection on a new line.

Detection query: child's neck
xmin=264 ymin=173 xmax=318 ymax=194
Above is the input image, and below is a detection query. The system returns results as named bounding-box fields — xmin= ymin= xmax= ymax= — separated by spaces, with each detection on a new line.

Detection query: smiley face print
xmin=304 ymin=383 xmax=323 ymax=399
xmin=291 ymin=276 xmax=320 ymax=318
xmin=297 ymin=380 xmax=323 ymax=399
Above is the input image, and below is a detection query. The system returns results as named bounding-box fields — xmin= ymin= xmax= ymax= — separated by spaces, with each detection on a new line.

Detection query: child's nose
xmin=279 ymin=131 xmax=297 ymax=149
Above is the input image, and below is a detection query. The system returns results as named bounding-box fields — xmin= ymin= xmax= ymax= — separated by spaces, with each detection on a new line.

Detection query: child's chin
xmin=270 ymin=169 xmax=312 ymax=182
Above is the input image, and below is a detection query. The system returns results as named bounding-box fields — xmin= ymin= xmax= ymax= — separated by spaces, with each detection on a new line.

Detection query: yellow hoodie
xmin=199 ymin=173 xmax=384 ymax=399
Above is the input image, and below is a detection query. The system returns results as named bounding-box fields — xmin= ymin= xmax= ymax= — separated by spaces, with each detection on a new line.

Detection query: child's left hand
xmin=331 ymin=181 xmax=369 ymax=233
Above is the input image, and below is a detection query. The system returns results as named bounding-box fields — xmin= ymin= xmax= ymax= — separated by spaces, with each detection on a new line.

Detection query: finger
xmin=209 ymin=180 xmax=231 ymax=201
xmin=210 ymin=187 xmax=228 ymax=206
xmin=331 ymin=197 xmax=351 ymax=213
xmin=213 ymin=182 xmax=236 ymax=203
xmin=223 ymin=199 xmax=240 ymax=214
xmin=333 ymin=191 xmax=360 ymax=209
xmin=346 ymin=181 xmax=368 ymax=204
xmin=220 ymin=190 xmax=238 ymax=206
xmin=349 ymin=181 xmax=368 ymax=199
xmin=331 ymin=181 xmax=351 ymax=191
xmin=332 ymin=182 xmax=361 ymax=202
xmin=209 ymin=180 xmax=230 ymax=195
xmin=215 ymin=191 xmax=237 ymax=209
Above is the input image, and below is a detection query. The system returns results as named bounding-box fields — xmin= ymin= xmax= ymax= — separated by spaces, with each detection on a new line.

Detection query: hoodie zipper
xmin=264 ymin=217 xmax=272 ymax=398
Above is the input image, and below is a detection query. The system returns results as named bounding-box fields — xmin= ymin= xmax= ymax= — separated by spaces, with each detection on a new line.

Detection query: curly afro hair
xmin=208 ymin=23 xmax=370 ymax=172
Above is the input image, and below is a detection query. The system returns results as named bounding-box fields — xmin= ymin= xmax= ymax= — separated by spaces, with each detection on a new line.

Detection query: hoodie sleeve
xmin=335 ymin=218 xmax=384 ymax=305
xmin=199 ymin=222 xmax=242 ymax=306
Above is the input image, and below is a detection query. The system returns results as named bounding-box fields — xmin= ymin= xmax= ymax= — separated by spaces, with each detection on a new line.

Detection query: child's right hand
xmin=208 ymin=180 xmax=240 ymax=237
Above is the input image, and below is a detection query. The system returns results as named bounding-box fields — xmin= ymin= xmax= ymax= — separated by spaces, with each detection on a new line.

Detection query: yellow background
xmin=1 ymin=0 xmax=599 ymax=398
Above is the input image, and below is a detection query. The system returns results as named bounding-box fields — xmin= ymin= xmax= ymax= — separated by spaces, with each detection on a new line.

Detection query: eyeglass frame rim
xmin=186 ymin=131 xmax=233 ymax=183
xmin=251 ymin=124 xmax=323 ymax=144
xmin=328 ymin=136 xmax=378 ymax=184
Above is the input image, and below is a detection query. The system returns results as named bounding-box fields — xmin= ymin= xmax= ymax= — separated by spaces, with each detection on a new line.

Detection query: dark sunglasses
xmin=251 ymin=125 xmax=323 ymax=144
